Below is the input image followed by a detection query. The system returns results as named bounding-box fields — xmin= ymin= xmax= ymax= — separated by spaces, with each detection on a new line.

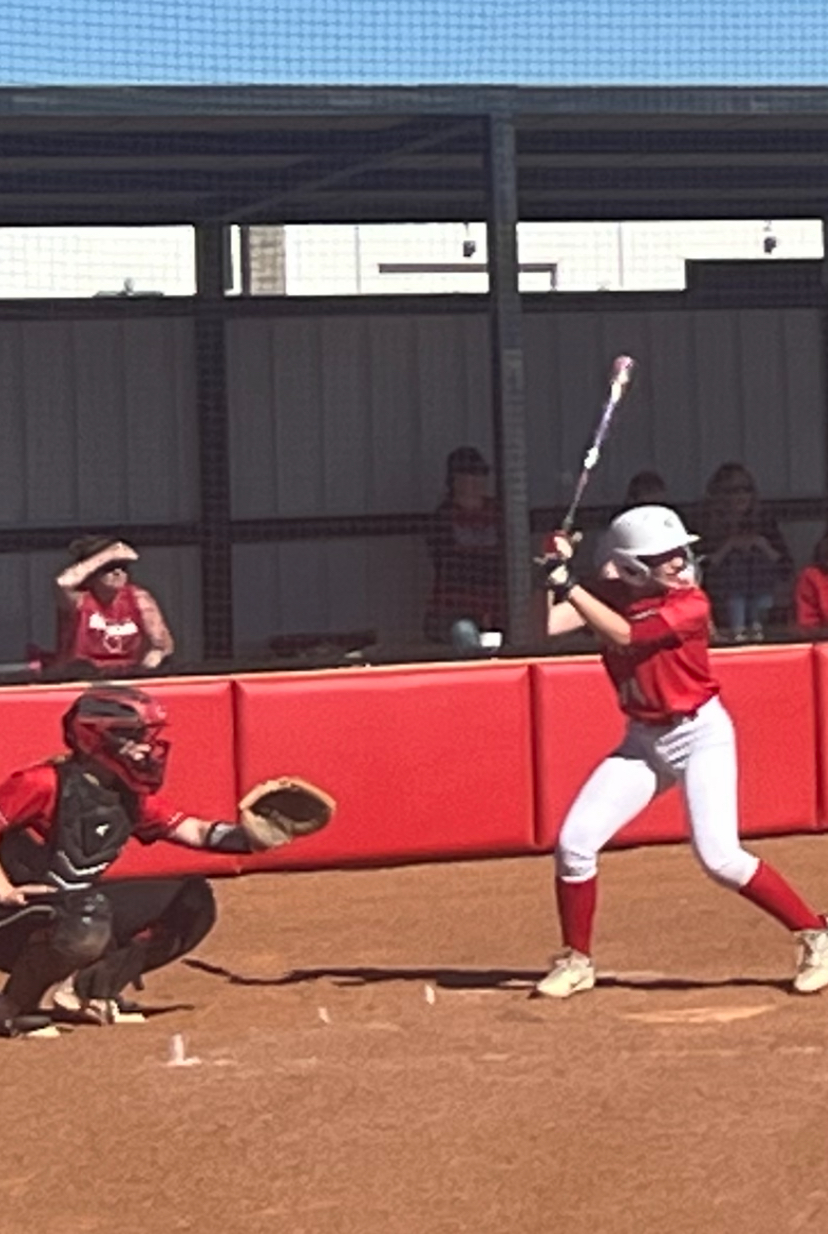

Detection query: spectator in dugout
xmin=423 ymin=446 xmax=505 ymax=647
xmin=52 ymin=535 xmax=174 ymax=675
xmin=697 ymin=462 xmax=793 ymax=642
xmin=793 ymin=528 xmax=828 ymax=632
xmin=620 ymin=469 xmax=669 ymax=510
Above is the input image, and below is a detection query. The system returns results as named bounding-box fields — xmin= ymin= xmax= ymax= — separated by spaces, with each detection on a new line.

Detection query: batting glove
xmin=543 ymin=554 xmax=577 ymax=602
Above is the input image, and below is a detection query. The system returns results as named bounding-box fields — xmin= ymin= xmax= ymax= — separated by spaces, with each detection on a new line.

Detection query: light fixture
xmin=462 ymin=222 xmax=477 ymax=259
xmin=763 ymin=220 xmax=778 ymax=256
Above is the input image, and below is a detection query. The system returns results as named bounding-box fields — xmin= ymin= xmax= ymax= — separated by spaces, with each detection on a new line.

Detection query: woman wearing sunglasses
xmin=535 ymin=504 xmax=828 ymax=1000
xmin=52 ymin=535 xmax=174 ymax=675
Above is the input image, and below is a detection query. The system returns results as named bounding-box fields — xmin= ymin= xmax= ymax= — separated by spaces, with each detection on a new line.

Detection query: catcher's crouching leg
xmin=70 ymin=878 xmax=216 ymax=1016
xmin=0 ymin=891 xmax=114 ymax=1036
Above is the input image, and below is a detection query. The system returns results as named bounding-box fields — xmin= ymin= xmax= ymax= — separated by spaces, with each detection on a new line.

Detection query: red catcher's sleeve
xmin=0 ymin=764 xmax=58 ymax=835
xmin=133 ymin=793 xmax=186 ymax=843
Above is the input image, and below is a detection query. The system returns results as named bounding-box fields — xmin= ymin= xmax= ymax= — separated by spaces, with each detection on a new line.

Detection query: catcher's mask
xmin=62 ymin=684 xmax=170 ymax=795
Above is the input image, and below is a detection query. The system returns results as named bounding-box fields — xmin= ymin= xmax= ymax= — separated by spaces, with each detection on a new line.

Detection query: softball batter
xmin=537 ymin=504 xmax=828 ymax=999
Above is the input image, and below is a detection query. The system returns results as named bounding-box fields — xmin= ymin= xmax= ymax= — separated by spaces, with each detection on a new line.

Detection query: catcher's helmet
xmin=62 ymin=684 xmax=170 ymax=794
xmin=605 ymin=505 xmax=699 ymax=584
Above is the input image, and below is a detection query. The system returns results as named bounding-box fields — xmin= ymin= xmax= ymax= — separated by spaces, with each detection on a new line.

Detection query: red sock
xmin=555 ymin=876 xmax=597 ymax=955
xmin=739 ymin=861 xmax=823 ymax=932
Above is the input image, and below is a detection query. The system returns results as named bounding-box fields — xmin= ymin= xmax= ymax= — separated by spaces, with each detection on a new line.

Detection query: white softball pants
xmin=556 ymin=696 xmax=759 ymax=889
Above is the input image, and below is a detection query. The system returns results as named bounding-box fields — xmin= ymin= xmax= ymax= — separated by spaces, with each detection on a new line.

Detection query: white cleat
xmin=793 ymin=926 xmax=828 ymax=994
xmin=51 ymin=978 xmax=146 ymax=1025
xmin=534 ymin=949 xmax=596 ymax=999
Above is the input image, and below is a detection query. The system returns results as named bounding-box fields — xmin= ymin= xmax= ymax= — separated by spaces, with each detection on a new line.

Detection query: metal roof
xmin=3 ymin=84 xmax=828 ymax=225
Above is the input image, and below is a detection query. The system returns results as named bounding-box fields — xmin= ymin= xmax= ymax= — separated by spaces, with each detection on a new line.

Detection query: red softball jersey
xmin=588 ymin=580 xmax=720 ymax=723
xmin=57 ymin=584 xmax=148 ymax=669
xmin=0 ymin=761 xmax=184 ymax=844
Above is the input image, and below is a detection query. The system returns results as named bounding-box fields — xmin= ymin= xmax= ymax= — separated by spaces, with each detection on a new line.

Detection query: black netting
xmin=0 ymin=2 xmax=826 ymax=680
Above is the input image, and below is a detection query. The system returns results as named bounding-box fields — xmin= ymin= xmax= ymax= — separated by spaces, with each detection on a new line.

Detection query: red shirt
xmin=426 ymin=498 xmax=505 ymax=628
xmin=57 ymin=584 xmax=148 ymax=669
xmin=794 ymin=566 xmax=828 ymax=628
xmin=591 ymin=580 xmax=719 ymax=723
xmin=0 ymin=762 xmax=183 ymax=846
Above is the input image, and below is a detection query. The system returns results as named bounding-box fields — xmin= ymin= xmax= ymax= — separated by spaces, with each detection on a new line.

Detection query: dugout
xmin=2 ymin=85 xmax=828 ymax=673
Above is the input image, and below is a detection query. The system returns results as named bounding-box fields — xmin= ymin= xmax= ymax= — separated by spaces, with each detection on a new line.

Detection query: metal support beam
xmin=485 ymin=112 xmax=533 ymax=646
xmin=194 ymin=223 xmax=233 ymax=659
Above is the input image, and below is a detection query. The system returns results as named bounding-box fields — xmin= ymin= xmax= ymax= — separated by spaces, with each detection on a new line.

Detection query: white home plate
xmin=624 ymin=1004 xmax=776 ymax=1025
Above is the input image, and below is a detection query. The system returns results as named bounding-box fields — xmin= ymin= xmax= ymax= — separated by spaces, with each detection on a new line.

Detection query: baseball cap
xmin=446 ymin=446 xmax=490 ymax=479
xmin=67 ymin=535 xmax=137 ymax=569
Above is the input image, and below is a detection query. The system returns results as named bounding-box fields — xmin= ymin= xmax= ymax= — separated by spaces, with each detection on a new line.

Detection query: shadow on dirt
xmin=184 ymin=958 xmax=791 ymax=995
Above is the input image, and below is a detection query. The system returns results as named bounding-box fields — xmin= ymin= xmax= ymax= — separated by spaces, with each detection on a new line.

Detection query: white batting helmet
xmin=605 ymin=505 xmax=699 ymax=583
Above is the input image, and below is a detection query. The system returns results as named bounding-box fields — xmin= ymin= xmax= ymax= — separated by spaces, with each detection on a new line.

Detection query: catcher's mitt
xmin=237 ymin=777 xmax=336 ymax=850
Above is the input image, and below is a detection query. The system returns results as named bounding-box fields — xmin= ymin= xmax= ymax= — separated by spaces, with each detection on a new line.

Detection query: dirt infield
xmin=5 ymin=835 xmax=828 ymax=1234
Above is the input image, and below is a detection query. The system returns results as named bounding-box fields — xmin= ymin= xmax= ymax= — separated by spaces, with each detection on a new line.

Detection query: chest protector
xmin=1 ymin=762 xmax=135 ymax=891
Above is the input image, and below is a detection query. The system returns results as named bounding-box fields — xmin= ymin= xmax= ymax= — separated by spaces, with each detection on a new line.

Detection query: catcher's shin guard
xmin=1 ymin=889 xmax=114 ymax=1015
xmin=74 ymin=878 xmax=216 ymax=1001
xmin=50 ymin=891 xmax=114 ymax=965
xmin=3 ymin=936 xmax=80 ymax=1014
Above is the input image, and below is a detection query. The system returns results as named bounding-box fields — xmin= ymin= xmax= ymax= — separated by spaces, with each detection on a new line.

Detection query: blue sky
xmin=0 ymin=0 xmax=826 ymax=87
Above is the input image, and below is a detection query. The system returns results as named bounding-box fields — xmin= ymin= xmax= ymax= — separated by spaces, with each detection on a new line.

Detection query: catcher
xmin=0 ymin=683 xmax=334 ymax=1038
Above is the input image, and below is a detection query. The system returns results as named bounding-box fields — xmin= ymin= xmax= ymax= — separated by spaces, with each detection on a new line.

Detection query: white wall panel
xmin=232 ymin=537 xmax=432 ymax=654
xmin=229 ymin=305 xmax=825 ymax=527
xmin=228 ymin=303 xmax=825 ymax=650
xmin=227 ymin=313 xmax=493 ymax=519
xmin=128 ymin=546 xmax=204 ymax=665
xmin=0 ymin=549 xmax=65 ymax=668
xmin=0 ymin=318 xmax=198 ymax=527
xmin=524 ymin=307 xmax=826 ymax=507
xmin=0 ymin=304 xmax=822 ymax=661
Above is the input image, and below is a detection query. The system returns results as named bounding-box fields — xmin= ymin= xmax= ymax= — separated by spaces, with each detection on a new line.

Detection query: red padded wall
xmin=0 ymin=682 xmax=85 ymax=781
xmin=532 ymin=645 xmax=818 ymax=852
xmin=714 ymin=645 xmax=818 ymax=837
xmin=0 ymin=647 xmax=819 ymax=880
xmin=811 ymin=644 xmax=828 ymax=828
xmin=0 ymin=678 xmax=239 ymax=879
xmin=233 ymin=662 xmax=536 ymax=871
xmin=532 ymin=657 xmax=634 ymax=850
